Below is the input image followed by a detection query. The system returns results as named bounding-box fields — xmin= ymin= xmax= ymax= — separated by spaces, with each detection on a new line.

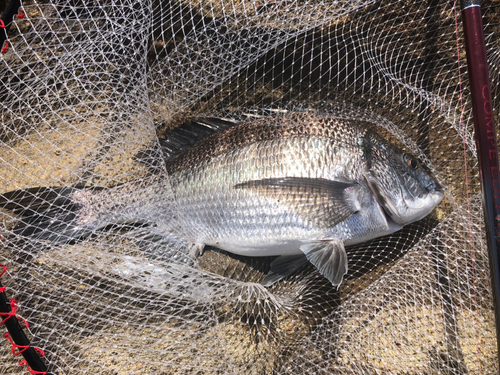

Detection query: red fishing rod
xmin=460 ymin=0 xmax=500 ymax=361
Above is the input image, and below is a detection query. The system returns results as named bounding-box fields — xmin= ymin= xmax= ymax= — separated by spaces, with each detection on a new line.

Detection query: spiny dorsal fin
xmin=135 ymin=118 xmax=239 ymax=168
xmin=137 ymin=109 xmax=289 ymax=167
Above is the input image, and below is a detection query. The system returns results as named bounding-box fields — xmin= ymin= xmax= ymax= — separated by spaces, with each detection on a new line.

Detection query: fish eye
xmin=403 ymin=153 xmax=418 ymax=170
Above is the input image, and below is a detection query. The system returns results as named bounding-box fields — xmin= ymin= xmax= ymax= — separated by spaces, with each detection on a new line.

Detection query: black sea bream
xmin=0 ymin=112 xmax=444 ymax=287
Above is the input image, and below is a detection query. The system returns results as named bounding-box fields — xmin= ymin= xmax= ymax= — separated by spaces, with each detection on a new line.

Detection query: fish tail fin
xmin=0 ymin=186 xmax=97 ymax=247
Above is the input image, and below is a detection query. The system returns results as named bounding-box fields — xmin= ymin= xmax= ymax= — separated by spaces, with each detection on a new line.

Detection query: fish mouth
xmin=432 ymin=181 xmax=444 ymax=193
xmin=364 ymin=172 xmax=444 ymax=225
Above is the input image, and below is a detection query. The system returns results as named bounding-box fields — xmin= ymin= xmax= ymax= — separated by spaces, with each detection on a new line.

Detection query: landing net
xmin=0 ymin=1 xmax=499 ymax=373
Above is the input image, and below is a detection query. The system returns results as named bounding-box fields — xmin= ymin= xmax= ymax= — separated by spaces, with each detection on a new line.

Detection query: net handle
xmin=460 ymin=0 xmax=500 ymax=362
xmin=0 ymin=0 xmax=21 ymax=53
xmin=0 ymin=265 xmax=51 ymax=375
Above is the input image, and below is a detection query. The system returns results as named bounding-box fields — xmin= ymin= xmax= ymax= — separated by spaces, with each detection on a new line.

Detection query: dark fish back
xmin=135 ymin=118 xmax=239 ymax=169
xmin=166 ymin=113 xmax=369 ymax=174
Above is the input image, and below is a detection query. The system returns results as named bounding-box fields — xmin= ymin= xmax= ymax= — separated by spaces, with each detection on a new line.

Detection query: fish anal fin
xmin=261 ymin=254 xmax=309 ymax=286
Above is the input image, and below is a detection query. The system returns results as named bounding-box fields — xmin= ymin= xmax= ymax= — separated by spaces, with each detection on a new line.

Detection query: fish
xmin=0 ymin=112 xmax=444 ymax=287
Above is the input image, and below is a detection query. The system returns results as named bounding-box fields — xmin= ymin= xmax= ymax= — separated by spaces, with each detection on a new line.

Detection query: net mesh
xmin=0 ymin=0 xmax=499 ymax=373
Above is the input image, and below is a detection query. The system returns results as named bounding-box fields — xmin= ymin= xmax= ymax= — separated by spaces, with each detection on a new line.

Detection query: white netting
xmin=0 ymin=0 xmax=498 ymax=373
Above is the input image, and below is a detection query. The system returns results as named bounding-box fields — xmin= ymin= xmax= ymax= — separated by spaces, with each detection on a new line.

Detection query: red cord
xmin=2 ymin=41 xmax=9 ymax=54
xmin=18 ymin=360 xmax=47 ymax=375
xmin=0 ymin=298 xmax=18 ymax=326
xmin=17 ymin=316 xmax=30 ymax=329
xmin=4 ymin=332 xmax=30 ymax=356
xmin=17 ymin=10 xmax=25 ymax=19
xmin=4 ymin=333 xmax=45 ymax=358
xmin=0 ymin=20 xmax=4 ymax=29
xmin=0 ymin=264 xmax=6 ymax=277
xmin=0 ymin=264 xmax=47 ymax=374
xmin=0 ymin=264 xmax=14 ymax=326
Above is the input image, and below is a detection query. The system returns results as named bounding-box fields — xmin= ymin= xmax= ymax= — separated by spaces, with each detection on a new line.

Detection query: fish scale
xmin=171 ymin=139 xmax=353 ymax=241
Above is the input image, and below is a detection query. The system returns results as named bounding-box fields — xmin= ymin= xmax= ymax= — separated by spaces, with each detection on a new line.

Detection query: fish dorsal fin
xmin=137 ymin=110 xmax=294 ymax=167
xmin=135 ymin=118 xmax=240 ymax=167
xmin=156 ymin=111 xmax=289 ymax=163
xmin=234 ymin=177 xmax=359 ymax=229
xmin=159 ymin=118 xmax=240 ymax=162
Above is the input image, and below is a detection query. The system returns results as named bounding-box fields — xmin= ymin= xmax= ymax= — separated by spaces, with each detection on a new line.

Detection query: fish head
xmin=363 ymin=134 xmax=444 ymax=226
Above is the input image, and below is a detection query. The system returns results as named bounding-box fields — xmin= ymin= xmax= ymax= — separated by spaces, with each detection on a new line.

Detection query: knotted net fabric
xmin=0 ymin=0 xmax=499 ymax=373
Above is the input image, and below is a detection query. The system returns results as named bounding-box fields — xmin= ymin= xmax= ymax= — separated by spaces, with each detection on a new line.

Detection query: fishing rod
xmin=460 ymin=0 xmax=500 ymax=362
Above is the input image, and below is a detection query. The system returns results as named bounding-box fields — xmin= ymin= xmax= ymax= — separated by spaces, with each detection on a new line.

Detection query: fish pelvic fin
xmin=300 ymin=240 xmax=348 ymax=287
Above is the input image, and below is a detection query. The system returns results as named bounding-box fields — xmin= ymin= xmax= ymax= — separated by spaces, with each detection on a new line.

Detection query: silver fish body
xmin=168 ymin=115 xmax=390 ymax=252
xmin=161 ymin=112 xmax=443 ymax=284
xmin=1 ymin=112 xmax=444 ymax=286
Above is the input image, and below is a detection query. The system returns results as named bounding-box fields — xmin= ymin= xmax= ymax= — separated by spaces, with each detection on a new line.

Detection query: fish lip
xmin=429 ymin=181 xmax=444 ymax=193
xmin=403 ymin=190 xmax=444 ymax=209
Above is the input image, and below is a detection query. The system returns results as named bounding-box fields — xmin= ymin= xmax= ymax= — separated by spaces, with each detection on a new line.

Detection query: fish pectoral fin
xmin=300 ymin=240 xmax=348 ymax=287
xmin=234 ymin=177 xmax=359 ymax=228
xmin=261 ymin=254 xmax=309 ymax=286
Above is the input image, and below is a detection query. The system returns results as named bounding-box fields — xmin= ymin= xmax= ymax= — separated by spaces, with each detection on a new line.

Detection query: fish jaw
xmin=400 ymin=190 xmax=444 ymax=223
xmin=363 ymin=170 xmax=444 ymax=226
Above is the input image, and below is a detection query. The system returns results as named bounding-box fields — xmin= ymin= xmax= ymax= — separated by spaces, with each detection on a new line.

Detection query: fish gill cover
xmin=0 ymin=0 xmax=498 ymax=374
